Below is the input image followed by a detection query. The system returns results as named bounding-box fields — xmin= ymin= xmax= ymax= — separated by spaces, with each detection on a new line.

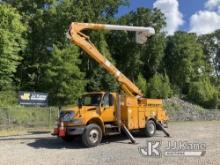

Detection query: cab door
xmin=100 ymin=93 xmax=116 ymax=122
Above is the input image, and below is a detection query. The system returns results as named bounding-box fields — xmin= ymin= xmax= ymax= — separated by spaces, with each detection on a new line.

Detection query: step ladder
xmin=105 ymin=124 xmax=121 ymax=136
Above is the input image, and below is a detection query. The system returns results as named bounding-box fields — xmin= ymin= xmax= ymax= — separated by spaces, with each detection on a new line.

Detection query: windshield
xmin=81 ymin=94 xmax=102 ymax=106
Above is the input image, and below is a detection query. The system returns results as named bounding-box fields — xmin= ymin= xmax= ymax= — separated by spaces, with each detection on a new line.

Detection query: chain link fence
xmin=0 ymin=106 xmax=60 ymax=130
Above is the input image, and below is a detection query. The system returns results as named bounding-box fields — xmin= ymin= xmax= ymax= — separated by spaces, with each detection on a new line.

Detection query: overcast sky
xmin=118 ymin=0 xmax=220 ymax=35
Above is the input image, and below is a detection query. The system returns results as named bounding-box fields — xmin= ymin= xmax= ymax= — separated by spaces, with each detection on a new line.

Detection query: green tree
xmin=165 ymin=32 xmax=206 ymax=94
xmin=107 ymin=8 xmax=166 ymax=81
xmin=3 ymin=0 xmax=126 ymax=104
xmin=143 ymin=33 xmax=166 ymax=78
xmin=5 ymin=0 xmax=58 ymax=90
xmin=188 ymin=78 xmax=219 ymax=108
xmin=5 ymin=0 xmax=125 ymax=84
xmin=199 ymin=30 xmax=220 ymax=80
xmin=136 ymin=74 xmax=147 ymax=96
xmin=84 ymin=32 xmax=119 ymax=92
xmin=0 ymin=90 xmax=17 ymax=106
xmin=147 ymin=74 xmax=172 ymax=98
xmin=44 ymin=45 xmax=86 ymax=105
xmin=0 ymin=4 xmax=26 ymax=90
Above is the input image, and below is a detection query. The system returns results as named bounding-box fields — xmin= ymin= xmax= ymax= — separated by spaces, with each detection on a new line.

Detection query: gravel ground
xmin=0 ymin=121 xmax=219 ymax=165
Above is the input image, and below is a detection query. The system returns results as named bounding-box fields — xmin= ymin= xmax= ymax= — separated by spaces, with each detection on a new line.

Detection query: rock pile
xmin=163 ymin=97 xmax=220 ymax=121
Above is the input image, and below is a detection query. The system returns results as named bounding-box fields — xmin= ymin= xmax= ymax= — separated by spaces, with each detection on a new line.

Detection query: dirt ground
xmin=0 ymin=121 xmax=219 ymax=165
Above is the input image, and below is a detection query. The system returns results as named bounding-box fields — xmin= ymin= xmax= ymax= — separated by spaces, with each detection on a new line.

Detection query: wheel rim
xmin=89 ymin=129 xmax=99 ymax=143
xmin=148 ymin=123 xmax=155 ymax=135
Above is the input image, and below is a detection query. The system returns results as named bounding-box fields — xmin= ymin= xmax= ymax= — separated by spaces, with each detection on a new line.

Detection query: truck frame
xmin=52 ymin=22 xmax=169 ymax=147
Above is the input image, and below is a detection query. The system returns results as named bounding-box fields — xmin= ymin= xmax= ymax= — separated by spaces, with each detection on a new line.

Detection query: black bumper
xmin=66 ymin=126 xmax=85 ymax=135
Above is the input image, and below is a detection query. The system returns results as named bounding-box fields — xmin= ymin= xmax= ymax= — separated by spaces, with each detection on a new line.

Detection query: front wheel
xmin=144 ymin=120 xmax=156 ymax=137
xmin=82 ymin=124 xmax=102 ymax=147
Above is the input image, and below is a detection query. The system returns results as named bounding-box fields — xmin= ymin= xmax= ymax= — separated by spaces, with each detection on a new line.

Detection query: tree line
xmin=0 ymin=0 xmax=219 ymax=108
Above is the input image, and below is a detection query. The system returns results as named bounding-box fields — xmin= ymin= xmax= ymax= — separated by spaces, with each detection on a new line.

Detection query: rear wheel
xmin=82 ymin=124 xmax=102 ymax=147
xmin=144 ymin=120 xmax=156 ymax=137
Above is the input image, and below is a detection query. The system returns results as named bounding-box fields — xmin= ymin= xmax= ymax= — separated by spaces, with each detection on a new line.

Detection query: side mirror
xmin=78 ymin=98 xmax=82 ymax=108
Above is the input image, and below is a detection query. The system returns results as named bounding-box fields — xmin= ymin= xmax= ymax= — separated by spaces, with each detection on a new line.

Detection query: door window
xmin=102 ymin=93 xmax=114 ymax=106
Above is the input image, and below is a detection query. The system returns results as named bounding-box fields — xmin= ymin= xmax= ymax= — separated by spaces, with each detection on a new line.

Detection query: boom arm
xmin=67 ymin=22 xmax=155 ymax=97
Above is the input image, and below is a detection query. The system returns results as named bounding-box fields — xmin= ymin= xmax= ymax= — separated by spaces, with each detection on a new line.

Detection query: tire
xmin=61 ymin=135 xmax=73 ymax=142
xmin=144 ymin=120 xmax=156 ymax=137
xmin=82 ymin=124 xmax=102 ymax=147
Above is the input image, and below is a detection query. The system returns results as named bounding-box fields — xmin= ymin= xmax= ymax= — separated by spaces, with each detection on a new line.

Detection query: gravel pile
xmin=163 ymin=97 xmax=220 ymax=121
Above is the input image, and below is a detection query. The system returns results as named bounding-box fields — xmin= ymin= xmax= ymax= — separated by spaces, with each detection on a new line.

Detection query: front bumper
xmin=52 ymin=126 xmax=85 ymax=137
xmin=66 ymin=126 xmax=85 ymax=135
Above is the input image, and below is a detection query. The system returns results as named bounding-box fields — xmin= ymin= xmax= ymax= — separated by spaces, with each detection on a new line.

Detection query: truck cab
xmin=79 ymin=92 xmax=116 ymax=122
xmin=54 ymin=92 xmax=119 ymax=146
xmin=60 ymin=92 xmax=117 ymax=125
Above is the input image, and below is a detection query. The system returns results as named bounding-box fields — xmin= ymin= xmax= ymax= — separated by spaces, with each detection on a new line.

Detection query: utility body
xmin=52 ymin=23 xmax=169 ymax=147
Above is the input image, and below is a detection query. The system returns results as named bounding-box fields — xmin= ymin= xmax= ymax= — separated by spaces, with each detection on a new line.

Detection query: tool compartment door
xmin=138 ymin=106 xmax=145 ymax=128
xmin=124 ymin=96 xmax=139 ymax=129
xmin=128 ymin=107 xmax=139 ymax=129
